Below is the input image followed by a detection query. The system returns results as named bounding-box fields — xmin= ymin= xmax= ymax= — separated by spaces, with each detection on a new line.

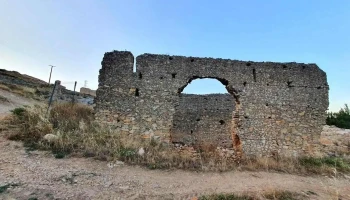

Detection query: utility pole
xmin=48 ymin=65 xmax=56 ymax=84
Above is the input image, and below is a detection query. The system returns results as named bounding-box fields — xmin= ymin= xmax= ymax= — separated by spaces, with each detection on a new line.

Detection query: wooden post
xmin=72 ymin=81 xmax=77 ymax=103
xmin=47 ymin=80 xmax=58 ymax=116
xmin=48 ymin=65 xmax=55 ymax=84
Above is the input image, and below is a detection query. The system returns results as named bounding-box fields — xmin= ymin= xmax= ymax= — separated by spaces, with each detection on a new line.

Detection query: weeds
xmin=0 ymin=83 xmax=42 ymax=100
xmin=0 ymin=84 xmax=10 ymax=91
xmin=0 ymin=95 xmax=9 ymax=102
xmin=299 ymin=157 xmax=350 ymax=173
xmin=11 ymin=107 xmax=26 ymax=117
xmin=0 ymin=183 xmax=20 ymax=194
xmin=199 ymin=193 xmax=254 ymax=200
xmin=7 ymin=106 xmax=52 ymax=147
xmin=49 ymin=103 xmax=94 ymax=131
xmin=0 ymin=185 xmax=10 ymax=193
xmin=3 ymin=103 xmax=350 ymax=174
xmin=199 ymin=190 xmax=305 ymax=200
xmin=263 ymin=190 xmax=307 ymax=200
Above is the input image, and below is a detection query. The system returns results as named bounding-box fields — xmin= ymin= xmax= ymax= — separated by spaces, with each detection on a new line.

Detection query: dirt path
xmin=0 ymin=138 xmax=349 ymax=200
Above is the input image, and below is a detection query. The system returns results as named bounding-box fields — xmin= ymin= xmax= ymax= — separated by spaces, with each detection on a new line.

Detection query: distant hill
xmin=0 ymin=69 xmax=47 ymax=88
xmin=0 ymin=68 xmax=95 ymax=107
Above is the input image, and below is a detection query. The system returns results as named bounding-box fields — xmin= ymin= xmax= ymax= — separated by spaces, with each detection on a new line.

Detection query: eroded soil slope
xmin=0 ymin=89 xmax=40 ymax=119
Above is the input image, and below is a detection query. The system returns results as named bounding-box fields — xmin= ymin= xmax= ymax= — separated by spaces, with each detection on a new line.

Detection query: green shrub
xmin=118 ymin=147 xmax=137 ymax=161
xmin=11 ymin=107 xmax=26 ymax=117
xmin=0 ymin=183 xmax=19 ymax=194
xmin=300 ymin=157 xmax=350 ymax=172
xmin=0 ymin=184 xmax=10 ymax=193
xmin=327 ymin=104 xmax=350 ymax=129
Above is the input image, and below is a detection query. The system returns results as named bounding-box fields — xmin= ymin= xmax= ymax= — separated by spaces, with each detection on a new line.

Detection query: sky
xmin=0 ymin=0 xmax=349 ymax=112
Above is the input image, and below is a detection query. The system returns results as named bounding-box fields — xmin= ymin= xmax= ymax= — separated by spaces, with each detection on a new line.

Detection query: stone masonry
xmin=95 ymin=51 xmax=329 ymax=157
xmin=171 ymin=94 xmax=234 ymax=148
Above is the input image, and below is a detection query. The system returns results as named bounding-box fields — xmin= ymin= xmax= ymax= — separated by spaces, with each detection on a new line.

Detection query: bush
xmin=8 ymin=106 xmax=52 ymax=145
xmin=11 ymin=107 xmax=26 ymax=117
xmin=327 ymin=104 xmax=350 ymax=129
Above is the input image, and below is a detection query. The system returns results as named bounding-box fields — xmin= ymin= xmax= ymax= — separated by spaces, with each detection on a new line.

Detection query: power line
xmin=60 ymin=81 xmax=77 ymax=84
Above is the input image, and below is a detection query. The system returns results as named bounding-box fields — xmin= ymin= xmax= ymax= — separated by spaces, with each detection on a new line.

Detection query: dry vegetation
xmin=0 ymin=94 xmax=9 ymax=103
xmin=0 ymin=69 xmax=52 ymax=101
xmin=0 ymin=83 xmax=44 ymax=101
xmin=1 ymin=103 xmax=350 ymax=175
xmin=199 ymin=190 xmax=307 ymax=200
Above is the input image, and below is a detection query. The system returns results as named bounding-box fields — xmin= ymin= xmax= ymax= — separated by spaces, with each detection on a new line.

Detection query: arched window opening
xmin=171 ymin=77 xmax=235 ymax=149
xmin=182 ymin=78 xmax=229 ymax=94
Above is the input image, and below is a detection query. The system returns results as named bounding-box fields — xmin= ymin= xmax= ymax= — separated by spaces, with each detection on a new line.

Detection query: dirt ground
xmin=0 ymin=138 xmax=349 ymax=200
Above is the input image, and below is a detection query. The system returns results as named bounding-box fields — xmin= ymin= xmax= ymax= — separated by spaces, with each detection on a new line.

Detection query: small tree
xmin=327 ymin=104 xmax=350 ymax=129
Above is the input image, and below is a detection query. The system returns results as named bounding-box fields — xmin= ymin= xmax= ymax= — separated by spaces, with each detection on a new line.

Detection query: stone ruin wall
xmin=95 ymin=51 xmax=329 ymax=157
xmin=171 ymin=94 xmax=234 ymax=148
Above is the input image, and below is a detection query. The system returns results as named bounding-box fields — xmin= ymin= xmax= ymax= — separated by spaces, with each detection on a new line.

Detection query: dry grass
xmin=6 ymin=106 xmax=53 ymax=150
xmin=49 ymin=103 xmax=94 ymax=131
xmin=0 ymin=95 xmax=9 ymax=103
xmin=0 ymin=84 xmax=11 ymax=91
xmin=4 ymin=104 xmax=201 ymax=167
xmin=2 ymin=103 xmax=350 ymax=174
xmin=199 ymin=190 xmax=307 ymax=200
xmin=0 ymin=83 xmax=41 ymax=100
xmin=262 ymin=190 xmax=307 ymax=200
xmin=240 ymin=155 xmax=350 ymax=175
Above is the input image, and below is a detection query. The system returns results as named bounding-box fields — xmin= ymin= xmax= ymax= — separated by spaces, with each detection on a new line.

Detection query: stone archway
xmin=170 ymin=76 xmax=242 ymax=154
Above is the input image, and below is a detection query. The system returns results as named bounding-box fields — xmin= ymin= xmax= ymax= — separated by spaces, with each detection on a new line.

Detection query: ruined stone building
xmin=80 ymin=87 xmax=96 ymax=97
xmin=95 ymin=51 xmax=329 ymax=157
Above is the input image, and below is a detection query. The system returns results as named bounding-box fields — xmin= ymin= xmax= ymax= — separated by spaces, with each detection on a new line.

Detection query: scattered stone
xmin=118 ymin=186 xmax=129 ymax=190
xmin=138 ymin=147 xmax=145 ymax=156
xmin=107 ymin=160 xmax=125 ymax=169
xmin=43 ymin=134 xmax=59 ymax=143
xmin=115 ymin=161 xmax=124 ymax=165
xmin=152 ymin=135 xmax=161 ymax=140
